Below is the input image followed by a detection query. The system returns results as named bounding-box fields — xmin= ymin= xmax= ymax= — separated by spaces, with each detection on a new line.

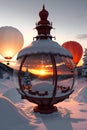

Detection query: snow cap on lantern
xmin=17 ymin=39 xmax=72 ymax=59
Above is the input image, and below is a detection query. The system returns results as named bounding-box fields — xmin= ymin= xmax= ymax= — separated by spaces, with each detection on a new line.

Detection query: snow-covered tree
xmin=22 ymin=67 xmax=32 ymax=89
xmin=83 ymin=48 xmax=87 ymax=64
xmin=82 ymin=48 xmax=87 ymax=76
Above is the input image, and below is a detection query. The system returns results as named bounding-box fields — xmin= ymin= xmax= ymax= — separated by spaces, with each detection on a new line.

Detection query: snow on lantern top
xmin=17 ymin=5 xmax=72 ymax=59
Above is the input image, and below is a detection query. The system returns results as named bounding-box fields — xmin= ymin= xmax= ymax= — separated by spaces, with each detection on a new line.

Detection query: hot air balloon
xmin=62 ymin=41 xmax=83 ymax=66
xmin=0 ymin=26 xmax=24 ymax=65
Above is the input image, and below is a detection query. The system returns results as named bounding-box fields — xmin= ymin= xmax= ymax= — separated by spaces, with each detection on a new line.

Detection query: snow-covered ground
xmin=0 ymin=76 xmax=87 ymax=130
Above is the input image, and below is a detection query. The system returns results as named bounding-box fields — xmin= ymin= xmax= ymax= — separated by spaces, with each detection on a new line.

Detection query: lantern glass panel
xmin=14 ymin=54 xmax=57 ymax=91
xmin=54 ymin=55 xmax=76 ymax=90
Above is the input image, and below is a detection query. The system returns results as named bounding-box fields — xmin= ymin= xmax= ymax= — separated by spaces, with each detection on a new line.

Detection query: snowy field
xmin=0 ymin=76 xmax=87 ymax=130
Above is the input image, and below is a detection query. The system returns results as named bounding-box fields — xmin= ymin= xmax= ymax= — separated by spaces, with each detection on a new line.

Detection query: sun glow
xmin=40 ymin=69 xmax=45 ymax=75
xmin=30 ymin=68 xmax=50 ymax=76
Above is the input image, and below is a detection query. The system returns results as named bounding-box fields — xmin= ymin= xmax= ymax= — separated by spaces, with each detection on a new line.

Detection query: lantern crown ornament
xmin=36 ymin=5 xmax=52 ymax=40
xmin=15 ymin=5 xmax=77 ymax=114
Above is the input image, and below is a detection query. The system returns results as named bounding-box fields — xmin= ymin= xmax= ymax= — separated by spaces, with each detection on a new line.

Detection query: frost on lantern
xmin=14 ymin=5 xmax=77 ymax=114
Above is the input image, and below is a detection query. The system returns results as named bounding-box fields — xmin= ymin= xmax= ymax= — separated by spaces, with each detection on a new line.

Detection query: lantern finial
xmin=35 ymin=5 xmax=53 ymax=40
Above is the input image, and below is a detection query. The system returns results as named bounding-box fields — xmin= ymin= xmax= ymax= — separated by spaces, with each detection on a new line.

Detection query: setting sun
xmin=29 ymin=68 xmax=51 ymax=76
xmin=40 ymin=69 xmax=45 ymax=75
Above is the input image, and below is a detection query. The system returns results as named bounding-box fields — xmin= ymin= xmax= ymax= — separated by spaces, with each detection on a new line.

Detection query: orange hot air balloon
xmin=62 ymin=41 xmax=83 ymax=65
xmin=0 ymin=26 xmax=24 ymax=64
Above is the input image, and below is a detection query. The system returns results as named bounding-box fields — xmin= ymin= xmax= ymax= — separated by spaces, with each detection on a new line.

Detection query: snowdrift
xmin=3 ymin=88 xmax=21 ymax=103
xmin=0 ymin=96 xmax=30 ymax=130
xmin=72 ymin=77 xmax=87 ymax=103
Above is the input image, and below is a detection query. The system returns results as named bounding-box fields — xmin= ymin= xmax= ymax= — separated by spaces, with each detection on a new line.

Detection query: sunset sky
xmin=0 ymin=0 xmax=87 ymax=66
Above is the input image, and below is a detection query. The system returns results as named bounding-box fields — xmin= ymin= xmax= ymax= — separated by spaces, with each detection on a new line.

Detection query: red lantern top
xmin=39 ymin=5 xmax=48 ymax=18
xmin=35 ymin=5 xmax=53 ymax=39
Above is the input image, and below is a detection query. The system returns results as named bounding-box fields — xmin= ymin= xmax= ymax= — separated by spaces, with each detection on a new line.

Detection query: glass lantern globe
xmin=14 ymin=39 xmax=76 ymax=114
xmin=14 ymin=6 xmax=77 ymax=114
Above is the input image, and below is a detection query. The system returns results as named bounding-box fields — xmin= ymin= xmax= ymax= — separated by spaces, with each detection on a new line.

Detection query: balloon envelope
xmin=0 ymin=26 xmax=24 ymax=60
xmin=62 ymin=41 xmax=83 ymax=65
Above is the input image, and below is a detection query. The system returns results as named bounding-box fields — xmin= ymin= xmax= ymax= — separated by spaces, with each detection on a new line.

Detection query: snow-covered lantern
xmin=15 ymin=5 xmax=76 ymax=114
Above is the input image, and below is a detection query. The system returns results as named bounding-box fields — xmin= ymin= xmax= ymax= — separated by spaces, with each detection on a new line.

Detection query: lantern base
xmin=34 ymin=105 xmax=57 ymax=114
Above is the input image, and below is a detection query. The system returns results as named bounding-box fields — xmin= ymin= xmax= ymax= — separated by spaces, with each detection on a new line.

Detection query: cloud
xmin=76 ymin=34 xmax=87 ymax=39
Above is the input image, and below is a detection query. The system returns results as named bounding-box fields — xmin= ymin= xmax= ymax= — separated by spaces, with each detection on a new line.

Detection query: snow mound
xmin=1 ymin=79 xmax=15 ymax=88
xmin=0 ymin=81 xmax=9 ymax=95
xmin=31 ymin=81 xmax=54 ymax=91
xmin=0 ymin=96 xmax=30 ymax=130
xmin=3 ymin=88 xmax=21 ymax=103
xmin=71 ymin=77 xmax=87 ymax=103
xmin=0 ymin=79 xmax=15 ymax=95
xmin=74 ymin=86 xmax=87 ymax=103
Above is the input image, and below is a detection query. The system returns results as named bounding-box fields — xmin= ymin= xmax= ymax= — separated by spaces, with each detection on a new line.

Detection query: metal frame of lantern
xmin=17 ymin=53 xmax=75 ymax=114
xmin=16 ymin=5 xmax=76 ymax=114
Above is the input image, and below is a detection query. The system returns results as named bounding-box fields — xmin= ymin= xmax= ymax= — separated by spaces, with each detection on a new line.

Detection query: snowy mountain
xmin=0 ymin=62 xmax=13 ymax=78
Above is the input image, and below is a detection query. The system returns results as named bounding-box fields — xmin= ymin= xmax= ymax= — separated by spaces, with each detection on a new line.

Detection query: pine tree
xmin=82 ymin=48 xmax=87 ymax=76
xmin=22 ymin=66 xmax=32 ymax=89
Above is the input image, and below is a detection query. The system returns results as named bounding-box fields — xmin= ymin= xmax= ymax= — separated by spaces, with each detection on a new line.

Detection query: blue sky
xmin=0 ymin=0 xmax=87 ymax=64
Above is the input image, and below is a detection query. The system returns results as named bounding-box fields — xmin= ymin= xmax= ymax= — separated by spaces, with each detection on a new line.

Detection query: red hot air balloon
xmin=62 ymin=41 xmax=83 ymax=66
